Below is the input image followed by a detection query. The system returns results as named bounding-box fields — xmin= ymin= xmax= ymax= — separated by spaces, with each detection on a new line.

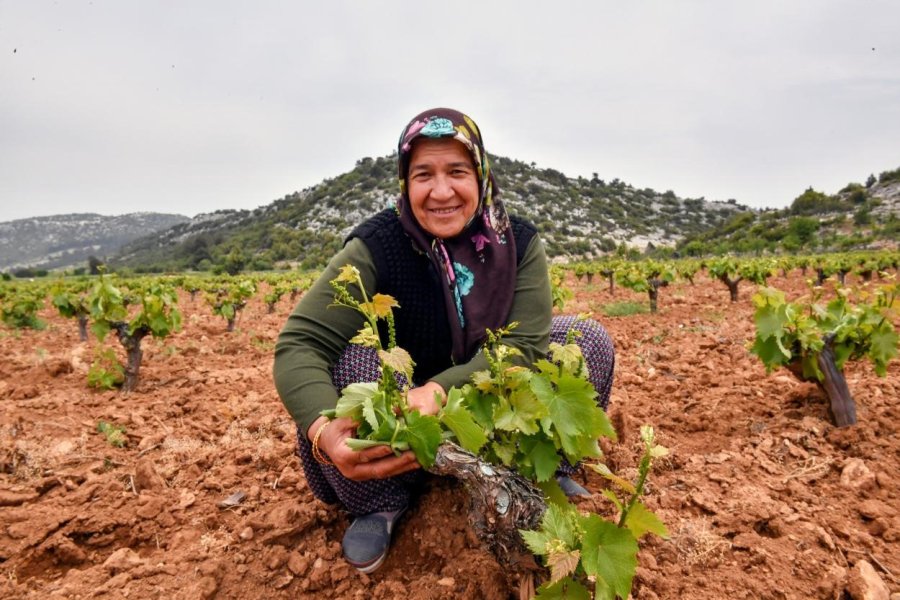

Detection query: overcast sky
xmin=1 ymin=1 xmax=899 ymax=223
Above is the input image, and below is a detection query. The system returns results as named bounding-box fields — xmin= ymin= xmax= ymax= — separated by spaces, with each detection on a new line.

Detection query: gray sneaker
xmin=341 ymin=507 xmax=406 ymax=573
xmin=556 ymin=475 xmax=590 ymax=497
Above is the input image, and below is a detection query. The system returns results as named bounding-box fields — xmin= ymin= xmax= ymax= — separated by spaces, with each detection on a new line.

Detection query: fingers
xmin=316 ymin=417 xmax=422 ymax=481
xmin=343 ymin=450 xmax=420 ymax=481
xmin=406 ymin=383 xmax=445 ymax=416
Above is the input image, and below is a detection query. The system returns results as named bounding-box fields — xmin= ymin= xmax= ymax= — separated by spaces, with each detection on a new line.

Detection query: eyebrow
xmin=409 ymin=160 xmax=473 ymax=173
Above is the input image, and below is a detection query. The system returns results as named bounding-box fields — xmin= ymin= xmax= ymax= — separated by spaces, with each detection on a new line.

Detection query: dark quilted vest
xmin=347 ymin=209 xmax=537 ymax=384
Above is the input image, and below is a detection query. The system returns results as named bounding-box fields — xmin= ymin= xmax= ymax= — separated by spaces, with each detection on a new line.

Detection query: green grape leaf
xmin=601 ymin=489 xmax=623 ymax=512
xmin=461 ymin=385 xmax=496 ymax=430
xmin=221 ymin=303 xmax=235 ymax=320
xmin=533 ymin=358 xmax=561 ymax=378
xmin=832 ymin=340 xmax=854 ymax=371
xmin=869 ymin=327 xmax=899 ymax=376
xmin=493 ymin=387 xmax=546 ymax=435
xmin=345 ymin=438 xmax=392 ymax=451
xmin=334 ymin=382 xmax=378 ymax=420
xmin=534 ymin=577 xmax=591 ymax=599
xmin=91 ymin=320 xmax=111 ymax=342
xmin=589 ymin=404 xmax=617 ymax=443
xmin=536 ymin=478 xmax=570 ymax=507
xmin=439 ymin=388 xmax=488 ymax=453
xmin=361 ymin=397 xmax=379 ymax=430
xmin=750 ymin=337 xmax=790 ymax=371
xmin=492 ymin=439 xmax=516 ymax=465
xmin=519 ymin=528 xmax=553 ymax=557
xmin=549 ymin=342 xmax=583 ymax=374
xmin=540 ymin=503 xmax=579 ymax=549
xmin=755 ymin=303 xmax=790 ymax=342
xmin=533 ymin=372 xmax=603 ymax=457
xmin=471 ymin=369 xmax=495 ymax=393
xmin=368 ymin=411 xmax=399 ymax=442
xmin=520 ymin=435 xmax=562 ymax=482
xmin=580 ymin=515 xmax=638 ymax=600
xmin=397 ymin=411 xmax=442 ymax=468
xmin=623 ymin=500 xmax=669 ymax=540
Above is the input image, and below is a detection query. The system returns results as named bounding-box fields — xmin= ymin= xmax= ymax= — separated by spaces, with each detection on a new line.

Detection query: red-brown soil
xmin=1 ymin=273 xmax=898 ymax=599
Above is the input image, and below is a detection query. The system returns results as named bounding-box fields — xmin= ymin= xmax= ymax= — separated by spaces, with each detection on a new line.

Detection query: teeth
xmin=432 ymin=207 xmax=457 ymax=214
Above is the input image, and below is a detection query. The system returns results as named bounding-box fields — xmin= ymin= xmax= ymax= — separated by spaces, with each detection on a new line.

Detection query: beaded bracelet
xmin=311 ymin=421 xmax=334 ymax=466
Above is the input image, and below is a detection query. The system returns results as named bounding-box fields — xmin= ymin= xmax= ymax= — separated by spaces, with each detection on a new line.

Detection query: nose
xmin=431 ymin=175 xmax=454 ymax=200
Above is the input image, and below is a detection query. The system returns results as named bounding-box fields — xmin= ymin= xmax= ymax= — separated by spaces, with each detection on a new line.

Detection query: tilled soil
xmin=1 ymin=273 xmax=897 ymax=599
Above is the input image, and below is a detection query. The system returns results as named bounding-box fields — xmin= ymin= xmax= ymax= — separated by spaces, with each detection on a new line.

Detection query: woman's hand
xmin=405 ymin=381 xmax=446 ymax=416
xmin=308 ymin=416 xmax=419 ymax=481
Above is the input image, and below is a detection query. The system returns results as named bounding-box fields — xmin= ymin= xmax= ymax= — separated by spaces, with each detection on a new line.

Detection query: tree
xmin=787 ymin=217 xmax=819 ymax=246
xmin=790 ymin=188 xmax=843 ymax=216
xmin=88 ymin=255 xmax=105 ymax=275
xmin=222 ymin=247 xmax=247 ymax=276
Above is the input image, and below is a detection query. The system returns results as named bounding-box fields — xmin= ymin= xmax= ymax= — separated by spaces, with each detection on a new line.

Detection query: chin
xmin=427 ymin=222 xmax=465 ymax=239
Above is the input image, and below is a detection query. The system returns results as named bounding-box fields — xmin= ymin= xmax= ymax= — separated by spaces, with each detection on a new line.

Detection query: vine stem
xmin=618 ymin=453 xmax=651 ymax=527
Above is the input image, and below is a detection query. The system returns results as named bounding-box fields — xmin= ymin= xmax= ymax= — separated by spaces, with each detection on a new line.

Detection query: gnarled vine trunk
xmin=647 ymin=279 xmax=668 ymax=313
xmin=719 ymin=274 xmax=742 ymax=303
xmin=430 ymin=443 xmax=547 ymax=591
xmin=602 ymin=270 xmax=615 ymax=294
xmin=77 ymin=314 xmax=89 ymax=342
xmin=114 ymin=324 xmax=150 ymax=392
xmin=816 ymin=338 xmax=857 ymax=427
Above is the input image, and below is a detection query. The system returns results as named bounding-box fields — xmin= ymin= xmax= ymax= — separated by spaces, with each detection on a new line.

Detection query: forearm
xmin=273 ymin=239 xmax=377 ymax=434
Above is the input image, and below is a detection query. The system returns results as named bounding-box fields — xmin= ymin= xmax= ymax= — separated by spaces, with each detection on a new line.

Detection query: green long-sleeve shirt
xmin=273 ymin=234 xmax=552 ymax=435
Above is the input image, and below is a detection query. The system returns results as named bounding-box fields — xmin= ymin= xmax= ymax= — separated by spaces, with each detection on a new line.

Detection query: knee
xmin=573 ymin=319 xmax=615 ymax=358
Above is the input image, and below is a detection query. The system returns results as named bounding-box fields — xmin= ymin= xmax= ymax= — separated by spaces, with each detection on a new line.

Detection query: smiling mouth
xmin=429 ymin=206 xmax=460 ymax=215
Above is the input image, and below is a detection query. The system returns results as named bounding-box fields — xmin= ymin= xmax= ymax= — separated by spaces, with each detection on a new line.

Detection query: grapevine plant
xmin=324 ymin=265 xmax=667 ymax=598
xmin=750 ymin=281 xmax=898 ymax=427
xmin=708 ymin=257 xmax=772 ymax=303
xmin=616 ymin=261 xmax=675 ymax=314
xmin=205 ymin=279 xmax=257 ymax=331
xmin=52 ymin=280 xmax=91 ymax=341
xmin=0 ymin=284 xmax=46 ymax=330
xmin=89 ymin=274 xmax=182 ymax=392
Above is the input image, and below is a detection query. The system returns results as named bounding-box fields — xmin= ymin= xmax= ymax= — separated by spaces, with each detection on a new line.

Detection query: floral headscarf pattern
xmin=396 ymin=108 xmax=517 ymax=364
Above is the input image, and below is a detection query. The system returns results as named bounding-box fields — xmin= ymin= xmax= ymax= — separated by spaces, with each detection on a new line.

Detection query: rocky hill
xmin=0 ymin=213 xmax=190 ymax=271
xmin=676 ymin=167 xmax=900 ymax=255
xmin=114 ymin=154 xmax=748 ymax=272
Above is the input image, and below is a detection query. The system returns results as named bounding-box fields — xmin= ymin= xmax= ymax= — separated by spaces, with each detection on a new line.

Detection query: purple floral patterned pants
xmin=295 ymin=315 xmax=615 ymax=515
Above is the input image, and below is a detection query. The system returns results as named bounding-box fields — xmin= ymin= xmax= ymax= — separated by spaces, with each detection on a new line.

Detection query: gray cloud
xmin=1 ymin=0 xmax=898 ymax=222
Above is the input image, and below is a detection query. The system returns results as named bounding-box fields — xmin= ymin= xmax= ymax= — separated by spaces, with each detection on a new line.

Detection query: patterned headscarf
xmin=396 ymin=108 xmax=517 ymax=364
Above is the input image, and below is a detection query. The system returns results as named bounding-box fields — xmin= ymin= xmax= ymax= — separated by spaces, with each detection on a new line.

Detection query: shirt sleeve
xmin=273 ymin=238 xmax=377 ymax=435
xmin=430 ymin=233 xmax=552 ymax=391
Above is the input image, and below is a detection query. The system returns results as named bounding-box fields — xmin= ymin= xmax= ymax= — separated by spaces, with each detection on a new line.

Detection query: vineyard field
xmin=1 ymin=271 xmax=898 ymax=599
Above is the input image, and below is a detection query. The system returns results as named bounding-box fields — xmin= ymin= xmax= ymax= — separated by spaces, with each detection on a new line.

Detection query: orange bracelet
xmin=311 ymin=421 xmax=334 ymax=466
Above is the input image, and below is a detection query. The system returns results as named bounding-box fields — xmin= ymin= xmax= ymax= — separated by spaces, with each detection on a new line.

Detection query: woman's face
xmin=407 ymin=138 xmax=480 ymax=239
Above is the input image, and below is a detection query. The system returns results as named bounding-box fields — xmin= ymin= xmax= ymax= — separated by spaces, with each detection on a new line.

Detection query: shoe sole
xmin=352 ymin=552 xmax=388 ymax=574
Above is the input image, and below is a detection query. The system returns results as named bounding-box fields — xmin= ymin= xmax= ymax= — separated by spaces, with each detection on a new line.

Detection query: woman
xmin=273 ymin=108 xmax=614 ymax=573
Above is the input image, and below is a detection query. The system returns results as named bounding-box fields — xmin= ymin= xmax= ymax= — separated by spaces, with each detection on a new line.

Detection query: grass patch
xmin=600 ymin=301 xmax=649 ymax=317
